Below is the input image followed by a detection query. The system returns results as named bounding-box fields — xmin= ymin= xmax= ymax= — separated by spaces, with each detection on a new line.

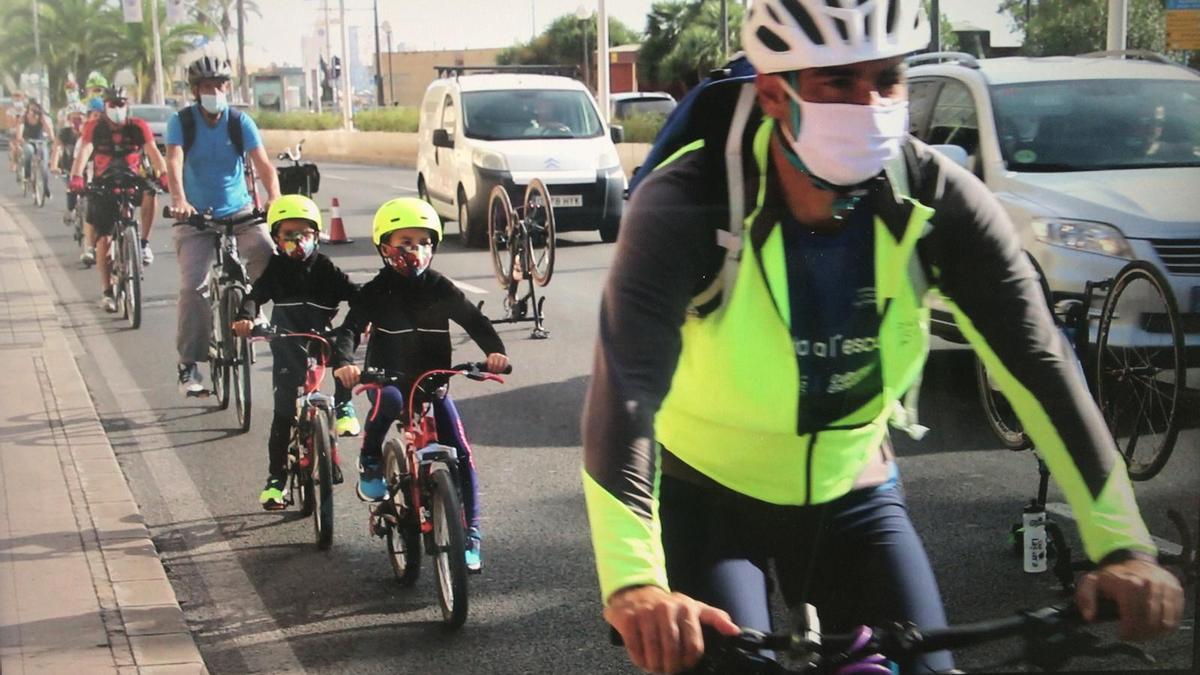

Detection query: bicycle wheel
xmin=311 ymin=410 xmax=335 ymax=550
xmin=487 ymin=185 xmax=515 ymax=288
xmin=122 ymin=225 xmax=142 ymax=329
xmin=523 ymin=178 xmax=556 ymax=287
xmin=1096 ymin=261 xmax=1185 ymax=481
xmin=226 ymin=287 xmax=253 ymax=432
xmin=383 ymin=438 xmax=421 ymax=586
xmin=209 ymin=278 xmax=231 ymax=409
xmin=32 ymin=157 xmax=44 ymax=207
xmin=428 ymin=464 xmax=468 ymax=629
xmin=975 ymin=355 xmax=1031 ymax=451
xmin=295 ymin=441 xmax=316 ymax=518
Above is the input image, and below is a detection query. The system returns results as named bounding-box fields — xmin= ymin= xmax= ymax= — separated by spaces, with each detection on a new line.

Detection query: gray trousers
xmin=174 ymin=215 xmax=273 ymax=365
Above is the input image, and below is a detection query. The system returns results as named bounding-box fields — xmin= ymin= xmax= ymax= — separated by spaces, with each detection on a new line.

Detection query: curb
xmin=1 ymin=202 xmax=208 ymax=674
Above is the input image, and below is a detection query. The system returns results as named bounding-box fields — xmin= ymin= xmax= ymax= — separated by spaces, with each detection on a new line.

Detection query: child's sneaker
xmin=259 ymin=475 xmax=287 ymax=510
xmin=465 ymin=527 xmax=482 ymax=573
xmin=335 ymin=402 xmax=360 ymax=437
xmin=357 ymin=455 xmax=386 ymax=501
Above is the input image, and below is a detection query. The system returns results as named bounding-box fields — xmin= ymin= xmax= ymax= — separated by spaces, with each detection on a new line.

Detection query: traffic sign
xmin=1166 ymin=9 xmax=1200 ymax=50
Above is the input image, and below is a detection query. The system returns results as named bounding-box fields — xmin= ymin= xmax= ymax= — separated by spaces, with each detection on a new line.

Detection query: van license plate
xmin=550 ymin=195 xmax=583 ymax=208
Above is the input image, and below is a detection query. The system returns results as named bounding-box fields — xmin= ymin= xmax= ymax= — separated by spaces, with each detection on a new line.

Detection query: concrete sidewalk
xmin=0 ymin=203 xmax=206 ymax=674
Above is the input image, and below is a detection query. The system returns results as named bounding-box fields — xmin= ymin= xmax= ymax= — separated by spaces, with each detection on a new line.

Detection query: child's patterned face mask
xmin=278 ymin=231 xmax=317 ymax=260
xmin=380 ymin=242 xmax=433 ymax=277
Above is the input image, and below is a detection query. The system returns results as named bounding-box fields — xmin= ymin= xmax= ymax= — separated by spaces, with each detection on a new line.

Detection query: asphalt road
xmin=5 ymin=161 xmax=1195 ymax=673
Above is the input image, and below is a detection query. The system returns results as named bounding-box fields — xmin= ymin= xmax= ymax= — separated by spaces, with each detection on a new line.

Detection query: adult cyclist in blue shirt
xmin=166 ymin=56 xmax=281 ymax=396
xmin=583 ymin=2 xmax=1183 ymax=674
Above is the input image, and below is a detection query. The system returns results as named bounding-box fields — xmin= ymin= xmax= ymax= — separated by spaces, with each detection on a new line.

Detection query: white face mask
xmin=105 ymin=106 xmax=127 ymax=124
xmin=779 ymin=81 xmax=909 ymax=187
xmin=200 ymin=92 xmax=227 ymax=115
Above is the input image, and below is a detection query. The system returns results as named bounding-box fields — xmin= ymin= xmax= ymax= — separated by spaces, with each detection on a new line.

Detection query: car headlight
xmin=597 ymin=148 xmax=621 ymax=171
xmin=472 ymin=149 xmax=508 ymax=172
xmin=1030 ymin=218 xmax=1134 ymax=259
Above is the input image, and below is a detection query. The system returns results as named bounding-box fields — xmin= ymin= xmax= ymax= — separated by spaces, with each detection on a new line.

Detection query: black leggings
xmin=266 ymin=340 xmax=351 ymax=477
xmin=661 ymin=471 xmax=955 ymax=674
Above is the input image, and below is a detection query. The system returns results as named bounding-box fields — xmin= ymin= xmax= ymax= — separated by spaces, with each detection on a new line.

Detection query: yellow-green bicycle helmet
xmin=267 ymin=194 xmax=323 ymax=234
xmin=85 ymin=71 xmax=109 ymax=90
xmin=372 ymin=197 xmax=442 ymax=246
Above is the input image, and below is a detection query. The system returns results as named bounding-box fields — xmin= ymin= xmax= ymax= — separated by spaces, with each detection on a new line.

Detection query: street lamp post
xmin=373 ymin=0 xmax=383 ymax=107
xmin=930 ymin=0 xmax=940 ymax=52
xmin=576 ymin=5 xmax=590 ymax=92
xmin=382 ymin=21 xmax=394 ymax=106
xmin=338 ymin=0 xmax=352 ymax=129
xmin=598 ymin=0 xmax=610 ymax=123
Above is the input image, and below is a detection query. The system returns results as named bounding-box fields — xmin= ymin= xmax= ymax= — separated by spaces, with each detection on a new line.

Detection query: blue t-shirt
xmin=782 ymin=206 xmax=883 ymax=435
xmin=165 ymin=106 xmax=262 ymax=218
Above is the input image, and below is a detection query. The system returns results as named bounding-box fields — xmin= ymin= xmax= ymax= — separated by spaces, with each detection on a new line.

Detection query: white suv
xmin=908 ymin=53 xmax=1200 ymax=378
xmin=416 ymin=68 xmax=626 ymax=247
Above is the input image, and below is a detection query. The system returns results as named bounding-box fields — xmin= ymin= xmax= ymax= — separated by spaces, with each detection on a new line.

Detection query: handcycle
xmin=275 ymin=139 xmax=321 ymax=198
xmin=977 ymin=258 xmax=1187 ymax=481
xmin=249 ymin=325 xmax=340 ymax=549
xmin=87 ymin=166 xmax=159 ymax=329
xmin=354 ymin=362 xmax=510 ymax=629
xmin=485 ymin=179 xmax=555 ymax=339
xmin=167 ymin=205 xmax=267 ymax=433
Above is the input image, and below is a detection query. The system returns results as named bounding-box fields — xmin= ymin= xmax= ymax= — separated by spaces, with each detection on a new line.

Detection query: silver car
xmin=908 ymin=53 xmax=1199 ymax=384
xmin=129 ymin=104 xmax=175 ymax=152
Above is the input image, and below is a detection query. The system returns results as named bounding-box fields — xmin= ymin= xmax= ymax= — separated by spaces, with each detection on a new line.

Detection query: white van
xmin=416 ymin=68 xmax=626 ymax=247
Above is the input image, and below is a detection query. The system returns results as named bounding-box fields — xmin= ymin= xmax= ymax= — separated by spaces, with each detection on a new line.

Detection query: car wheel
xmin=458 ymin=189 xmax=486 ymax=248
xmin=599 ymin=216 xmax=619 ymax=243
xmin=417 ymin=175 xmax=429 ymax=203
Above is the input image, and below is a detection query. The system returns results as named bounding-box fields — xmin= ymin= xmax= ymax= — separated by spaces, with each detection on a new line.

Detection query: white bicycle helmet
xmin=742 ymin=0 xmax=930 ymax=73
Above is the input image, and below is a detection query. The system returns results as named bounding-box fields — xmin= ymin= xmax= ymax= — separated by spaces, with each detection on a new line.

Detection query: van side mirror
xmin=432 ymin=129 xmax=454 ymax=148
xmin=610 ymin=124 xmax=625 ymax=144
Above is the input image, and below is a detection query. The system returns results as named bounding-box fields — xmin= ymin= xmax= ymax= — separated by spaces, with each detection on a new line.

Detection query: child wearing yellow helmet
xmin=232 ymin=194 xmax=361 ymax=509
xmin=332 ymin=197 xmax=509 ymax=572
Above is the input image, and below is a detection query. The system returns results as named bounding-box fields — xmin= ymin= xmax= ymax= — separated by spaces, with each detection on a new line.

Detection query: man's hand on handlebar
xmin=169 ymin=198 xmax=196 ymax=220
xmin=68 ymin=175 xmax=85 ymax=193
xmin=334 ymin=365 xmax=361 ymax=389
xmin=605 ymin=585 xmax=740 ymax=675
xmin=231 ymin=319 xmax=255 ymax=338
xmin=484 ymin=353 xmax=509 ymax=374
xmin=1076 ymin=557 xmax=1183 ymax=642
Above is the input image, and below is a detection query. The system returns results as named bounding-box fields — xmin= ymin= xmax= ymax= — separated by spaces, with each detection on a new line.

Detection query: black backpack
xmin=178 ymin=104 xmax=245 ymax=156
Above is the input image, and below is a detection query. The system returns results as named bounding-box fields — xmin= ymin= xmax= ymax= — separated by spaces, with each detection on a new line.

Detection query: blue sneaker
xmin=356 ymin=455 xmax=386 ymax=502
xmin=465 ymin=527 xmax=482 ymax=573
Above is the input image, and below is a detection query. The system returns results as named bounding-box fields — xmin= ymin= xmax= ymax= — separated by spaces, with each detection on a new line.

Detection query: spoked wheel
xmin=227 ymin=288 xmax=253 ymax=433
xmin=383 ymin=439 xmax=421 ymax=586
xmin=523 ymin=178 xmax=556 ymax=287
xmin=209 ymin=280 xmax=231 ymax=409
xmin=1096 ymin=261 xmax=1185 ymax=481
xmin=487 ymin=185 xmax=515 ymax=288
xmin=975 ymin=355 xmax=1031 ymax=451
xmin=32 ymin=161 xmax=45 ymax=208
xmin=121 ymin=226 xmax=142 ymax=329
xmin=295 ymin=441 xmax=316 ymax=518
xmin=428 ymin=464 xmax=468 ymax=629
xmin=311 ymin=410 xmax=335 ymax=550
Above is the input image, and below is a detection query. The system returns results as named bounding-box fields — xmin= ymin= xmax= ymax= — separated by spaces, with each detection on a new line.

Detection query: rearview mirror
xmin=432 ymin=129 xmax=453 ymax=148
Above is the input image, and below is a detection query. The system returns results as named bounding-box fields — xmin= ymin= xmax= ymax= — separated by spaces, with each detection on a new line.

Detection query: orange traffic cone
xmin=326 ymin=197 xmax=353 ymax=244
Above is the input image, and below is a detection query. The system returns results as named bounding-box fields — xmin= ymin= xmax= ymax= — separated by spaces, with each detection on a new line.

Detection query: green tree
xmin=497 ymin=12 xmax=640 ymax=73
xmin=998 ymin=0 xmax=1167 ymax=56
xmin=112 ymin=0 xmax=211 ymax=101
xmin=639 ymin=0 xmax=743 ymax=89
xmin=189 ymin=0 xmax=260 ymax=64
xmin=924 ymin=0 xmax=961 ymax=52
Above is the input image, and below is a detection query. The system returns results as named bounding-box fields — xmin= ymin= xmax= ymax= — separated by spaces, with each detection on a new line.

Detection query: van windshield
xmin=462 ymin=89 xmax=603 ymax=140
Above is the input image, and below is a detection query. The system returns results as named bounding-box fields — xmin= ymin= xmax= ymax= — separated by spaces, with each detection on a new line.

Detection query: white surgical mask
xmin=779 ymin=81 xmax=909 ymax=187
xmin=200 ymin=92 xmax=228 ymax=115
xmin=105 ymin=106 xmax=127 ymax=124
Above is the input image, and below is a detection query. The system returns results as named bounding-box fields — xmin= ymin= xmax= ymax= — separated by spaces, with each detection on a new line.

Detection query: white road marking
xmin=1045 ymin=502 xmax=1182 ymax=555
xmin=324 ymin=173 xmax=349 ymax=181
xmin=391 ymin=185 xmax=418 ymax=192
xmin=448 ymin=277 xmax=489 ymax=295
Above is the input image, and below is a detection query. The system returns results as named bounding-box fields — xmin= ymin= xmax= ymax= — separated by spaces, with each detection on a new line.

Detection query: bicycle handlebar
xmin=165 ymin=206 xmax=267 ymax=228
xmin=352 ymin=363 xmax=512 ymax=397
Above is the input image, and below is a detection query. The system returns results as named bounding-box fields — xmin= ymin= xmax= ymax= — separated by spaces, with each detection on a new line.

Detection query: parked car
xmin=416 ymin=69 xmax=626 ymax=246
xmin=906 ymin=52 xmax=1199 ymax=375
xmin=129 ymin=104 xmax=175 ymax=152
xmin=610 ymin=91 xmax=677 ymax=122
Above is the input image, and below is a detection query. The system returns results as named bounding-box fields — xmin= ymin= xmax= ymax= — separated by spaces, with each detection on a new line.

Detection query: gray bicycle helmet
xmin=187 ymin=56 xmax=233 ymax=85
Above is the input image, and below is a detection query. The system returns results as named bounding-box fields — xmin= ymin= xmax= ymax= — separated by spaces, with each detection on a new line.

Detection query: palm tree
xmin=112 ymin=0 xmax=212 ymax=101
xmin=189 ymin=0 xmax=259 ymax=65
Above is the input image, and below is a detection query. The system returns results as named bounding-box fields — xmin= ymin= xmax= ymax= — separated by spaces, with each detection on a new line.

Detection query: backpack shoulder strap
xmin=227 ymin=107 xmax=244 ymax=157
xmin=180 ymin=105 xmax=197 ymax=154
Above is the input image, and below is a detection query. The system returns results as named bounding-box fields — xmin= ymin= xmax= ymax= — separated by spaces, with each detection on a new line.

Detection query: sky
xmin=240 ymin=0 xmax=1023 ymax=69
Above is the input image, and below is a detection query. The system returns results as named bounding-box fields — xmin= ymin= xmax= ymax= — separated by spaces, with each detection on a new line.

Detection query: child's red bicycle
xmin=251 ymin=327 xmax=340 ymax=550
xmin=355 ymin=362 xmax=508 ymax=629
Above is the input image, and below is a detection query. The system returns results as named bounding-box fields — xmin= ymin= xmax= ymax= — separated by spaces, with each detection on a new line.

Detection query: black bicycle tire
xmin=429 ymin=465 xmax=469 ymax=629
xmin=226 ymin=288 xmax=252 ymax=433
xmin=384 ymin=439 xmax=421 ymax=586
xmin=1095 ymin=260 xmax=1184 ymax=481
xmin=974 ymin=355 xmax=1031 ymax=451
xmin=312 ymin=410 xmax=335 ymax=550
xmin=123 ymin=225 xmax=142 ymax=329
xmin=524 ymin=178 xmax=556 ymax=287
xmin=32 ymin=156 xmax=44 ymax=207
xmin=210 ymin=278 xmax=231 ymax=409
xmin=487 ymin=185 xmax=515 ymax=289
